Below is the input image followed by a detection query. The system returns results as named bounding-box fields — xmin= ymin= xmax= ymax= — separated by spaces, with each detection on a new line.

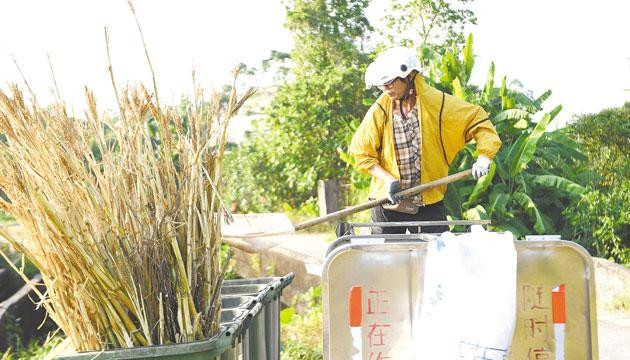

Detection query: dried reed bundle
xmin=0 ymin=41 xmax=254 ymax=351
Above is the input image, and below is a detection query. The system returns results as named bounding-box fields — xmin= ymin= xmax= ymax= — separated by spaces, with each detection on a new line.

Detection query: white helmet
xmin=365 ymin=47 xmax=422 ymax=89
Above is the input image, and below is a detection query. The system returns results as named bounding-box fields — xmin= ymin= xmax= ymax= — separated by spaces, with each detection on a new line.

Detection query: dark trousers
xmin=370 ymin=201 xmax=449 ymax=234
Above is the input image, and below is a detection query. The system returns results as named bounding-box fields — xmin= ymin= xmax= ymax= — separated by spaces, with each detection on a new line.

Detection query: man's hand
xmin=472 ymin=155 xmax=491 ymax=179
xmin=386 ymin=179 xmax=402 ymax=204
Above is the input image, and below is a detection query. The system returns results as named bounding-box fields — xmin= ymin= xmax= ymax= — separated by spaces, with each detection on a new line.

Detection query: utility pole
xmin=625 ymin=57 xmax=630 ymax=101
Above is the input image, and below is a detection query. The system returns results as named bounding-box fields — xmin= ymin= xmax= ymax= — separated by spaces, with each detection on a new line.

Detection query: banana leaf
xmin=543 ymin=132 xmax=588 ymax=162
xmin=516 ymin=173 xmax=530 ymax=194
xmin=513 ymin=191 xmax=546 ymax=234
xmin=496 ymin=217 xmax=530 ymax=239
xmin=508 ymin=105 xmax=562 ymax=177
xmin=444 ymin=184 xmax=465 ymax=220
xmin=487 ymin=185 xmax=509 ymax=217
xmin=506 ymin=132 xmax=529 ymax=175
xmin=450 ymin=145 xmax=475 ymax=173
xmin=481 ymin=62 xmax=495 ymax=103
xmin=452 ymin=78 xmax=466 ymax=100
xmin=514 ymin=119 xmax=529 ymax=129
xmin=464 ymin=205 xmax=489 ymax=221
xmin=493 ymin=151 xmax=510 ymax=182
xmin=540 ymin=212 xmax=557 ymax=234
xmin=500 ymin=76 xmax=516 ymax=110
xmin=499 ymin=76 xmax=507 ymax=97
xmin=440 ymin=51 xmax=459 ymax=86
xmin=512 ymin=92 xmax=543 ymax=113
xmin=536 ymin=151 xmax=578 ymax=180
xmin=464 ymin=162 xmax=496 ymax=208
xmin=462 ymin=33 xmax=474 ymax=84
xmin=525 ymin=174 xmax=588 ymax=198
xmin=493 ymin=109 xmax=530 ymax=125
xmin=532 ymin=90 xmax=552 ymax=111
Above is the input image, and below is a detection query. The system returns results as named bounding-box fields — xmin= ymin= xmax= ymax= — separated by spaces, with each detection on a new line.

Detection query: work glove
xmin=472 ymin=155 xmax=491 ymax=179
xmin=386 ymin=179 xmax=402 ymax=204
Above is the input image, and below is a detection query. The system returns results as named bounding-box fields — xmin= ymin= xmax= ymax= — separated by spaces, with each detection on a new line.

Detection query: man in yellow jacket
xmin=350 ymin=47 xmax=501 ymax=234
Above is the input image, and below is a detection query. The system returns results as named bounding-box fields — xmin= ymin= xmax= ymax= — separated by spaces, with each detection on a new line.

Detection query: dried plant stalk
xmin=0 ymin=63 xmax=255 ymax=350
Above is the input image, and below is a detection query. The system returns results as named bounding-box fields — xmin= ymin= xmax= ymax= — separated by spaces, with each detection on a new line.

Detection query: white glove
xmin=472 ymin=155 xmax=491 ymax=179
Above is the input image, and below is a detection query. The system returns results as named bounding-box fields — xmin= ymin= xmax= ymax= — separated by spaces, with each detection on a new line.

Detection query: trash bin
xmin=222 ymin=273 xmax=294 ymax=360
xmin=56 ymin=273 xmax=294 ymax=360
xmin=322 ymin=225 xmax=598 ymax=359
xmin=221 ymin=295 xmax=257 ymax=310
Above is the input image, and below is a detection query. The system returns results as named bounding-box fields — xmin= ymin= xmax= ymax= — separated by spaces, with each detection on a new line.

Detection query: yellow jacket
xmin=349 ymin=77 xmax=502 ymax=204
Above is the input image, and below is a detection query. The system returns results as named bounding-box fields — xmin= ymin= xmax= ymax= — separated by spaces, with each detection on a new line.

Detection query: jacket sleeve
xmin=446 ymin=95 xmax=502 ymax=160
xmin=349 ymin=105 xmax=383 ymax=175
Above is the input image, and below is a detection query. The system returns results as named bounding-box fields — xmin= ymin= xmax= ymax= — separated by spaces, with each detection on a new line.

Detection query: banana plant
xmin=431 ymin=34 xmax=588 ymax=238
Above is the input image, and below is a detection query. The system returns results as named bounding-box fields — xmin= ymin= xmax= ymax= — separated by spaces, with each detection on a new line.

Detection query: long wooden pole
xmin=293 ymin=169 xmax=472 ymax=231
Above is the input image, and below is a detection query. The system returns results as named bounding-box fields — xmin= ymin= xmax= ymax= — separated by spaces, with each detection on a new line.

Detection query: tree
xmin=223 ymin=0 xmax=372 ymax=211
xmin=562 ymin=103 xmax=630 ymax=263
xmin=564 ymin=182 xmax=629 ymax=264
xmin=566 ymin=102 xmax=630 ymax=189
xmin=380 ymin=0 xmax=477 ymax=54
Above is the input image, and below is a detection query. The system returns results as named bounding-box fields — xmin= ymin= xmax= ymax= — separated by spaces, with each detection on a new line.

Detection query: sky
xmin=0 ymin=1 xmax=292 ymax=113
xmin=0 ymin=0 xmax=628 ymax=127
xmin=468 ymin=0 xmax=630 ymax=127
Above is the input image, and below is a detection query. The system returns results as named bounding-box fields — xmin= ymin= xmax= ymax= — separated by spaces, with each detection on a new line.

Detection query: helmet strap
xmin=399 ymin=99 xmax=406 ymax=120
xmin=399 ymin=75 xmax=416 ymax=120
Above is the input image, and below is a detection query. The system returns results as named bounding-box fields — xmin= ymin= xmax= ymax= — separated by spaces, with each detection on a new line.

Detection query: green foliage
xmin=0 ymin=210 xmax=14 ymax=222
xmin=425 ymin=34 xmax=587 ymax=239
xmin=1 ymin=313 xmax=23 ymax=356
xmin=608 ymin=291 xmax=630 ymax=312
xmin=0 ymin=189 xmax=14 ymax=221
xmin=567 ymin=102 xmax=629 ymax=189
xmin=1 ymin=336 xmax=65 ymax=360
xmin=220 ymin=244 xmax=240 ymax=280
xmin=280 ymin=307 xmax=296 ymax=325
xmin=0 ymin=307 xmax=61 ymax=359
xmin=223 ymin=0 xmax=371 ymax=211
xmin=0 ymin=243 xmax=39 ymax=279
xmin=222 ymin=132 xmax=280 ymax=213
xmin=262 ymin=66 xmax=365 ymax=204
xmin=560 ymin=103 xmax=630 ymax=262
xmin=280 ymin=286 xmax=323 ymax=360
xmin=564 ymin=180 xmax=630 ymax=264
xmin=281 ymin=341 xmax=323 ymax=360
xmin=380 ymin=0 xmax=477 ymax=53
xmin=337 ymin=117 xmax=372 ymax=190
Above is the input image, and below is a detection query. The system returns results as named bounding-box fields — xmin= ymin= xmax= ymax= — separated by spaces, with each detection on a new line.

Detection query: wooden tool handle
xmin=293 ymin=169 xmax=472 ymax=231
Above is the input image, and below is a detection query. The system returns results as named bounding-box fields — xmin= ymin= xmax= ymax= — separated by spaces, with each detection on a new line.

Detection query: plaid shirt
xmin=392 ymin=105 xmax=423 ymax=205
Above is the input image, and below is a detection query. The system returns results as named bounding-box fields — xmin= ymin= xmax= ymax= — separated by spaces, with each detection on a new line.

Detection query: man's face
xmin=380 ymin=77 xmax=407 ymax=100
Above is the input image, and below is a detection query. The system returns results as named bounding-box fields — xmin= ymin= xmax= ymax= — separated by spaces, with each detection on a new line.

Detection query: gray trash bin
xmin=322 ymin=227 xmax=598 ymax=359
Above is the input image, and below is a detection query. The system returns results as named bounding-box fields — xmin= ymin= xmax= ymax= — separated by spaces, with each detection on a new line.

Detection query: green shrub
xmin=420 ymin=34 xmax=587 ymax=239
xmin=563 ymin=180 xmax=630 ymax=264
xmin=1 ymin=336 xmax=65 ymax=360
xmin=0 ymin=210 xmax=14 ymax=222
xmin=281 ymin=341 xmax=323 ymax=360
xmin=222 ymin=0 xmax=371 ymax=213
xmin=220 ymin=245 xmax=240 ymax=280
xmin=280 ymin=286 xmax=323 ymax=360
xmin=567 ymin=102 xmax=629 ymax=189
xmin=0 ymin=244 xmax=39 ymax=279
xmin=608 ymin=291 xmax=630 ymax=312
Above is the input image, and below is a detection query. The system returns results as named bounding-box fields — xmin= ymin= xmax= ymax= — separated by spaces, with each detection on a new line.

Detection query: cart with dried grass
xmin=0 ymin=22 xmax=254 ymax=351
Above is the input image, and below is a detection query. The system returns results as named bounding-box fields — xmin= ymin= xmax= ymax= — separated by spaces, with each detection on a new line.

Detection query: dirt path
xmin=592 ymin=257 xmax=630 ymax=359
xmin=598 ymin=311 xmax=630 ymax=359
